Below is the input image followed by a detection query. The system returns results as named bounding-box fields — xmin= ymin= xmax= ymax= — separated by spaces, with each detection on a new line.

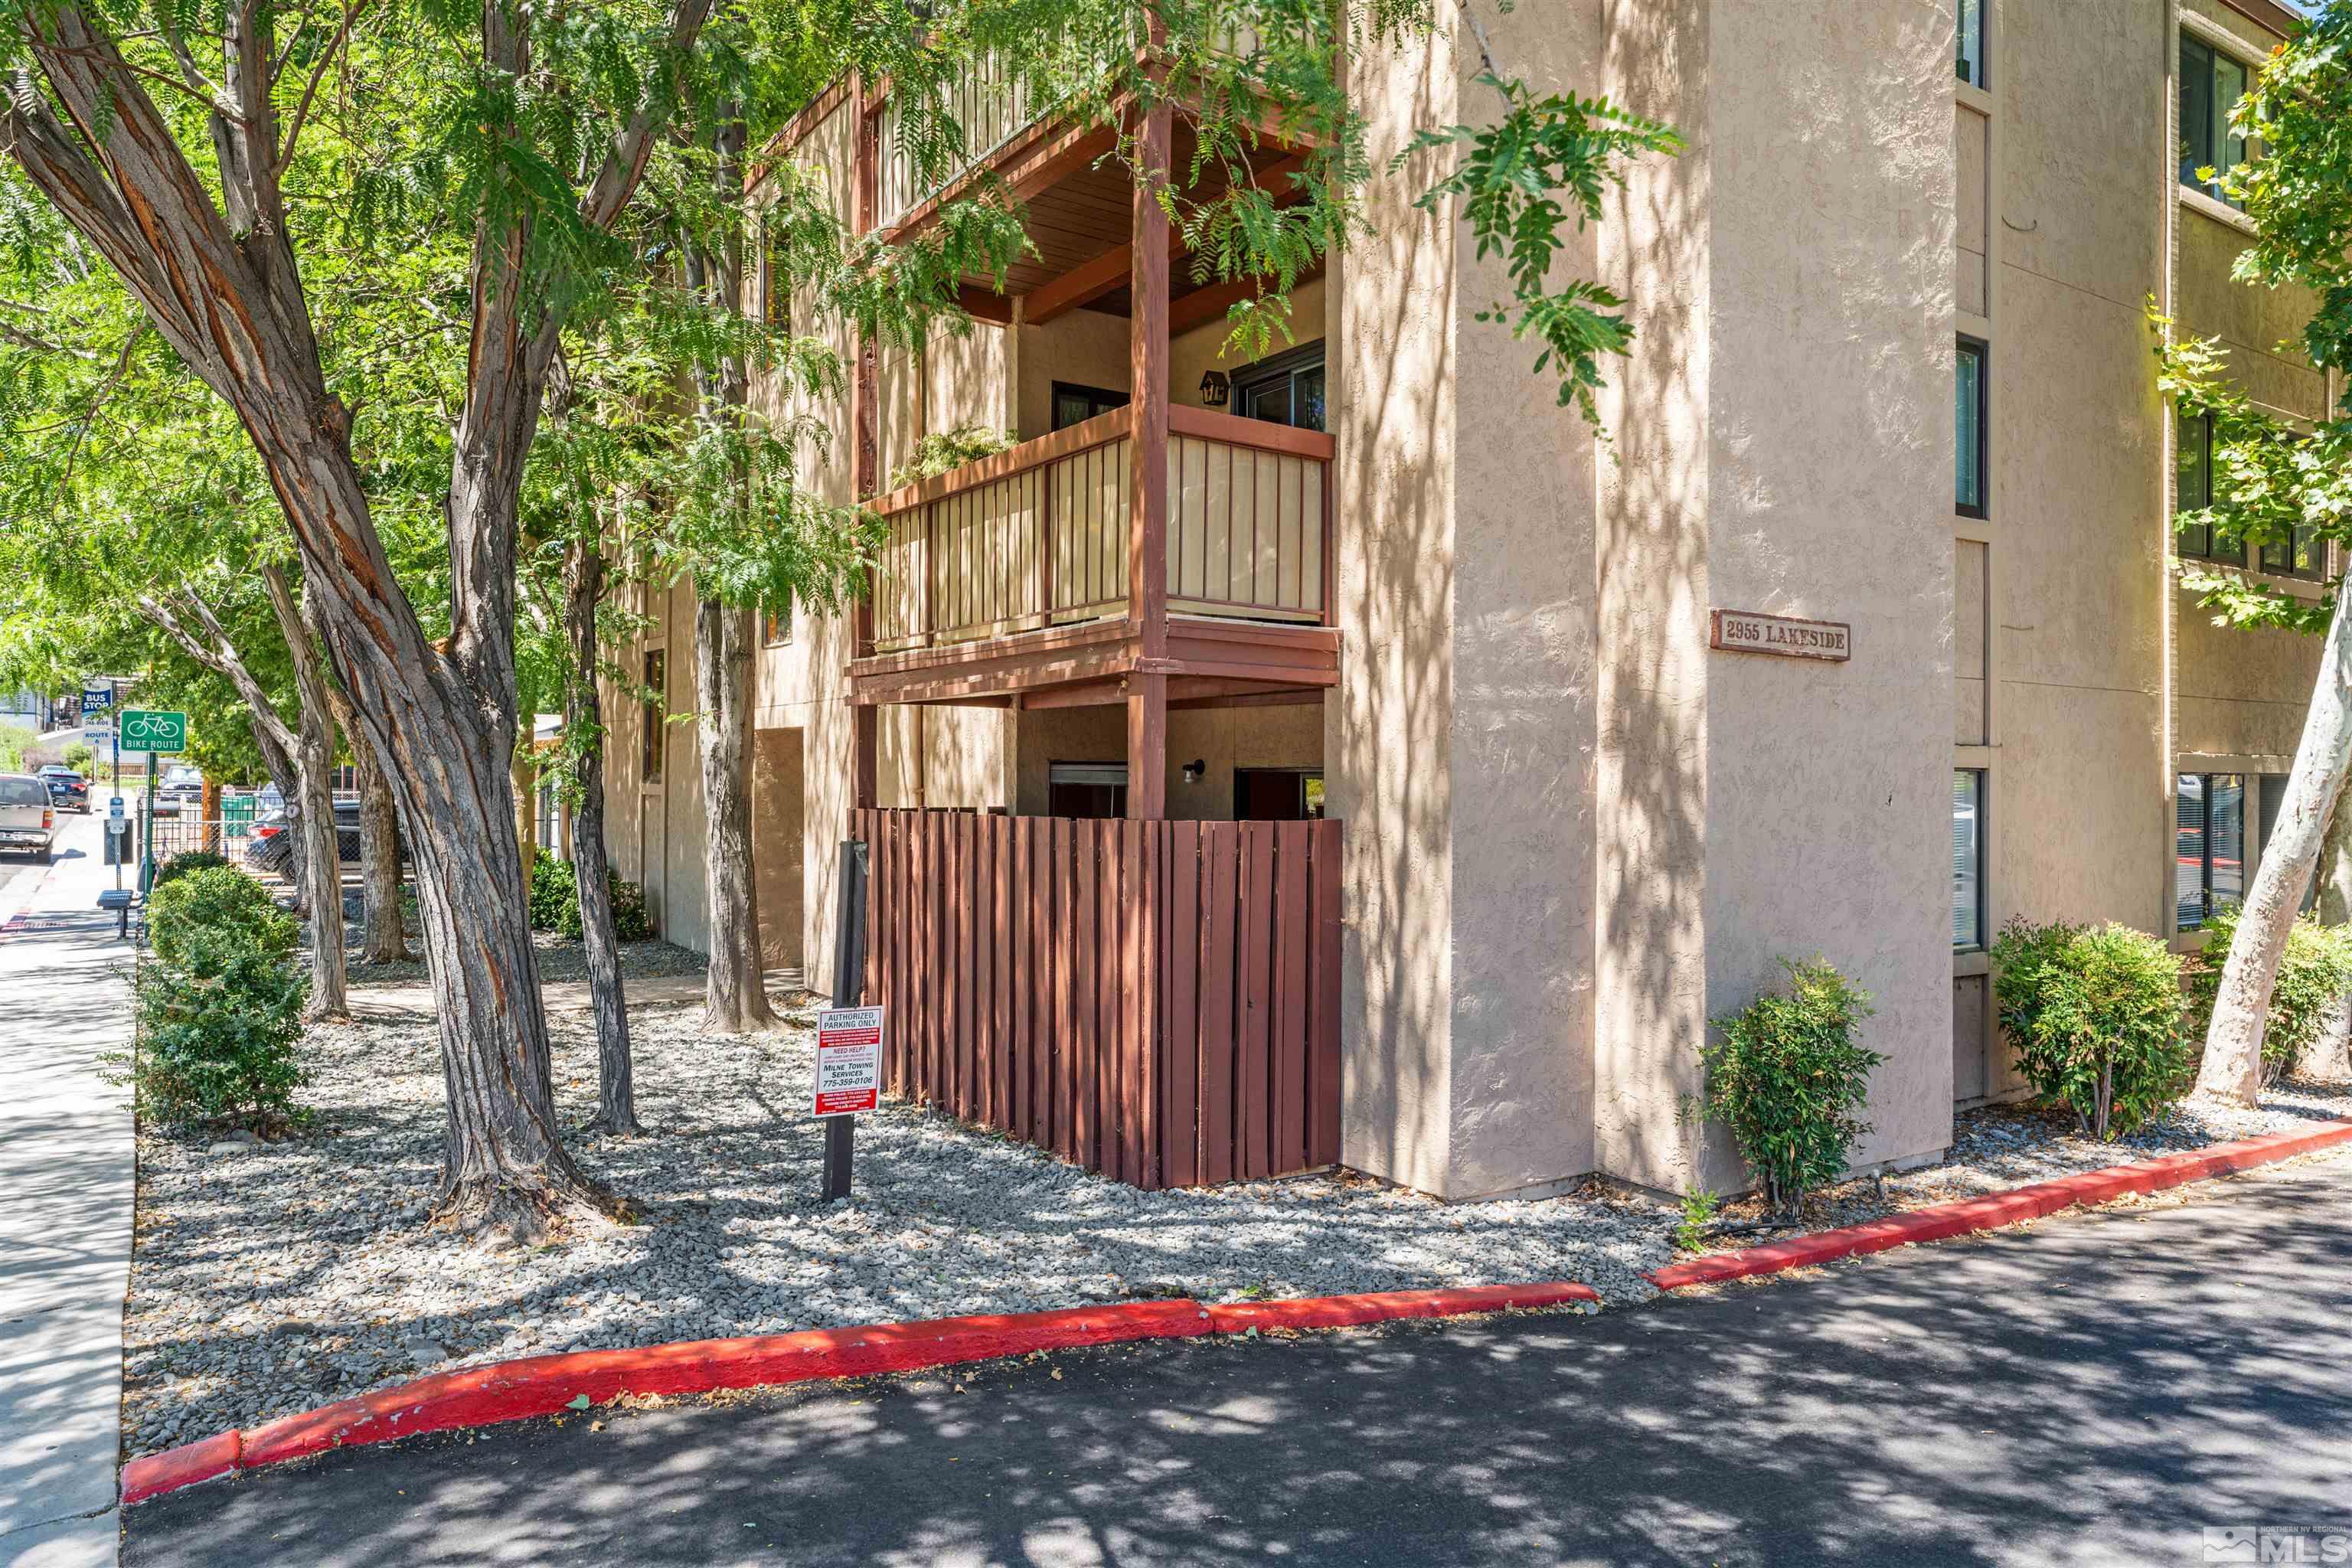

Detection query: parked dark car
xmin=153 ymin=763 xmax=204 ymax=817
xmin=35 ymin=765 xmax=90 ymax=813
xmin=244 ymin=799 xmax=369 ymax=877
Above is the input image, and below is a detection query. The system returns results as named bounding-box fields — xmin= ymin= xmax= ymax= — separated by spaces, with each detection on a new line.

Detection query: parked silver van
xmin=0 ymin=773 xmax=57 ymax=864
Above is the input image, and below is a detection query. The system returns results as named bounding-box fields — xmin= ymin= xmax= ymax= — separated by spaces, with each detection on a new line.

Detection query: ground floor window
xmin=1952 ymin=769 xmax=1984 ymax=949
xmin=1048 ymin=761 xmax=1127 ymax=819
xmin=1236 ymin=767 xmax=1325 ymax=821
xmin=641 ymin=648 xmax=666 ymax=786
xmin=2177 ymin=772 xmax=2246 ymax=929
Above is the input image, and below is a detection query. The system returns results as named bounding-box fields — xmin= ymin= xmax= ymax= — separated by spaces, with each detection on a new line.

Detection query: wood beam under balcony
xmin=1024 ymin=152 xmax=1308 ymax=327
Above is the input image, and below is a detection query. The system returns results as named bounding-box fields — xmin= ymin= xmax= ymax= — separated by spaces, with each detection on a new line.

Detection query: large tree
xmin=2167 ymin=2 xmax=2352 ymax=1103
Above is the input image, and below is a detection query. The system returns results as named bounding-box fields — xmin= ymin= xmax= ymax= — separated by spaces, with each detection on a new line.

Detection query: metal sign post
xmin=821 ymin=840 xmax=871 ymax=1202
xmin=116 ymin=709 xmax=185 ymax=895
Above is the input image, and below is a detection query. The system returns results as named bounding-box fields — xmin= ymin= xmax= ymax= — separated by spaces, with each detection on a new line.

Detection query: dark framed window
xmin=763 ymin=596 xmax=795 ymax=646
xmin=1235 ymin=767 xmax=1326 ymax=822
xmin=2177 ymin=410 xmax=2321 ymax=577
xmin=1234 ymin=340 xmax=1326 ymax=433
xmin=640 ymin=648 xmax=666 ymax=786
xmin=1952 ymin=769 xmax=1984 ymax=949
xmin=2180 ymin=31 xmax=2252 ymax=207
xmin=1053 ymin=382 xmax=1129 ymax=432
xmin=1957 ymin=0 xmax=1985 ymax=87
xmin=2177 ymin=772 xmax=2246 ymax=929
xmin=1047 ymin=760 xmax=1127 ymax=819
xmin=1956 ymin=337 xmax=1987 ymax=518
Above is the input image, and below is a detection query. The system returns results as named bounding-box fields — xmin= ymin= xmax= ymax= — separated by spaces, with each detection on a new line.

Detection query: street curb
xmin=1645 ymin=1117 xmax=2352 ymax=1292
xmin=122 ymin=1279 xmax=1602 ymax=1507
xmin=117 ymin=1116 xmax=2352 ymax=1508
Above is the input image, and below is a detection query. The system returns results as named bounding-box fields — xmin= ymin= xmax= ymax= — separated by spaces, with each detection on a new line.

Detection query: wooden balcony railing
xmin=867 ymin=404 xmax=1332 ymax=655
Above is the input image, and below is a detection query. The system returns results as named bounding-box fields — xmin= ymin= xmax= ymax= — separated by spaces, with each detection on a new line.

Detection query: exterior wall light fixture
xmin=1198 ymin=371 xmax=1230 ymax=408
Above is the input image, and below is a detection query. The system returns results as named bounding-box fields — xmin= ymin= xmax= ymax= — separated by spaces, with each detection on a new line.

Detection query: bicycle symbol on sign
xmin=123 ymin=713 xmax=172 ymax=740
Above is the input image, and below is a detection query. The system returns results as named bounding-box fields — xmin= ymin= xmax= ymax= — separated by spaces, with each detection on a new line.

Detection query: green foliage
xmin=1674 ymin=1187 xmax=1720 ymax=1253
xmin=146 ymin=867 xmax=297 ymax=973
xmin=131 ymin=867 xmax=309 ymax=1131
xmin=528 ymin=848 xmax=579 ymax=933
xmin=2189 ymin=904 xmax=2352 ymax=1086
xmin=888 ymin=425 xmax=1018 ymax=491
xmin=1700 ymin=959 xmax=1884 ymax=1214
xmin=0 ymin=721 xmax=31 ymax=773
xmin=151 ymin=851 xmax=233 ymax=890
xmin=1990 ymin=919 xmax=2192 ymax=1139
xmin=559 ymin=867 xmax=654 ymax=942
xmin=1399 ymin=74 xmax=1681 ymax=424
xmin=62 ymin=740 xmax=93 ymax=773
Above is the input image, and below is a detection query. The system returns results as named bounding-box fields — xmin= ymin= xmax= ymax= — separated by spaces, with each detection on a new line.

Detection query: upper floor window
xmin=2177 ymin=410 xmax=2322 ymax=578
xmin=1235 ymin=341 xmax=1326 ymax=433
xmin=763 ymin=595 xmax=795 ymax=647
xmin=2180 ymin=31 xmax=2253 ymax=207
xmin=1952 ymin=769 xmax=1984 ymax=949
xmin=1956 ymin=338 xmax=1986 ymax=517
xmin=1956 ymin=0 xmax=1986 ymax=88
xmin=1053 ymin=383 xmax=1128 ymax=432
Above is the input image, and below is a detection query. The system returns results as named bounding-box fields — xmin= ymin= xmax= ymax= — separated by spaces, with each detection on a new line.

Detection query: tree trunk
xmin=686 ymin=112 xmax=775 ymax=1037
xmin=2307 ymin=787 xmax=2352 ymax=1076
xmin=514 ymin=750 xmax=539 ymax=904
xmin=264 ymin=567 xmax=348 ymax=1020
xmin=567 ymin=541 xmax=639 ymax=1135
xmin=248 ymin=717 xmax=303 ymax=902
xmin=2197 ymin=590 xmax=2352 ymax=1103
xmin=695 ymin=595 xmax=775 ymax=1033
xmin=350 ymin=736 xmax=410 ymax=965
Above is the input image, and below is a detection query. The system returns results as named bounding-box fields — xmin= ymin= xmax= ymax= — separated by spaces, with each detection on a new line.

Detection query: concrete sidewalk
xmin=2 ymin=816 xmax=132 ymax=1568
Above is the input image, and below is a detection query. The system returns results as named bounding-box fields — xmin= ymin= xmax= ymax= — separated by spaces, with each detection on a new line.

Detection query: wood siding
xmin=857 ymin=808 xmax=1343 ymax=1188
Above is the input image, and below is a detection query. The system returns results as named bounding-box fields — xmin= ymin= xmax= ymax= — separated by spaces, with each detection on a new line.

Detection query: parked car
xmin=153 ymin=764 xmax=204 ymax=817
xmin=0 ymin=774 xmax=57 ymax=864
xmin=245 ymin=800 xmax=368 ymax=877
xmin=35 ymin=765 xmax=90 ymax=813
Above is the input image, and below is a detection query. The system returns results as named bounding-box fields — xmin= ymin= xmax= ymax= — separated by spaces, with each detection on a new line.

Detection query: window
xmin=1955 ymin=338 xmax=1986 ymax=517
xmin=537 ymin=780 xmax=555 ymax=850
xmin=2177 ymin=410 xmax=2321 ymax=577
xmin=1053 ymin=383 xmax=1128 ymax=432
xmin=640 ymin=649 xmax=666 ymax=786
xmin=1234 ymin=341 xmax=1326 ymax=433
xmin=2177 ymin=772 xmax=2246 ymax=929
xmin=763 ymin=596 xmax=794 ymax=646
xmin=1047 ymin=761 xmax=1127 ymax=819
xmin=1236 ymin=768 xmax=1326 ymax=821
xmin=1952 ymin=770 xmax=1984 ymax=949
xmin=1956 ymin=0 xmax=1985 ymax=87
xmin=2180 ymin=31 xmax=2252 ymax=207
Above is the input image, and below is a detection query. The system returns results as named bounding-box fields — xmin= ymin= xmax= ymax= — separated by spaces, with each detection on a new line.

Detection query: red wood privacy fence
xmin=854 ymin=808 xmax=1344 ymax=1189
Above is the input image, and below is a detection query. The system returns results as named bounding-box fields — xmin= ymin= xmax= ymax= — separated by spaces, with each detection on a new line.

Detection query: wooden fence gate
xmin=855 ymin=808 xmax=1344 ymax=1189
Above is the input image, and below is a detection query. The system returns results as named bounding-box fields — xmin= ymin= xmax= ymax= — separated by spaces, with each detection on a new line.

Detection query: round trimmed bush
xmin=147 ymin=866 xmax=296 ymax=972
xmin=1990 ymin=918 xmax=2190 ymax=1138
xmin=1701 ymin=959 xmax=1884 ymax=1214
xmin=152 ymin=850 xmax=232 ymax=890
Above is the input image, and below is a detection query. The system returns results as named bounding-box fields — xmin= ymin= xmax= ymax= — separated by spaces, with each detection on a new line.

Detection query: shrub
xmin=887 ymin=423 xmax=1015 ymax=490
xmin=528 ymin=848 xmax=577 ymax=932
xmin=1700 ymin=959 xmax=1884 ymax=1214
xmin=1990 ymin=919 xmax=2190 ymax=1138
xmin=152 ymin=850 xmax=233 ymax=890
xmin=63 ymin=740 xmax=95 ymax=773
xmin=557 ymin=867 xmax=653 ymax=942
xmin=132 ymin=867 xmax=307 ymax=1131
xmin=147 ymin=866 xmax=295 ymax=972
xmin=2187 ymin=905 xmax=2352 ymax=1086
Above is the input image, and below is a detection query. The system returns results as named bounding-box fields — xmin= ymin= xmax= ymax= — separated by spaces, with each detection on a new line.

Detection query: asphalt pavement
xmin=120 ymin=1144 xmax=2352 ymax=1568
xmin=2 ymin=815 xmax=133 ymax=1568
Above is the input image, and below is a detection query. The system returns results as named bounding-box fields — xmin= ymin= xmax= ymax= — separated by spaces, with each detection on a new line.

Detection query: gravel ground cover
xmin=345 ymin=932 xmax=709 ymax=988
xmin=122 ymin=1001 xmax=2352 ymax=1459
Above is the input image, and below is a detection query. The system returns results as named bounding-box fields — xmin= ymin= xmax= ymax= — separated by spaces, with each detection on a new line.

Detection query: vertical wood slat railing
xmin=867 ymin=405 xmax=1334 ymax=653
xmin=857 ymin=808 xmax=1344 ymax=1189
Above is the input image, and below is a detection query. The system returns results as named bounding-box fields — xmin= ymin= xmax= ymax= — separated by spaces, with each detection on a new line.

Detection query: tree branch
xmin=139 ymin=590 xmax=299 ymax=760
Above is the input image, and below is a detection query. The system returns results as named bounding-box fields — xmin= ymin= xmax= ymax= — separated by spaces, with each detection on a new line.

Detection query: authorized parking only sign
xmin=812 ymin=1006 xmax=884 ymax=1117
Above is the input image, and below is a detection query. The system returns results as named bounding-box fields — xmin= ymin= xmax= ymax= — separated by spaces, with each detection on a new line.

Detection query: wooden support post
xmin=1127 ymin=673 xmax=1168 ymax=821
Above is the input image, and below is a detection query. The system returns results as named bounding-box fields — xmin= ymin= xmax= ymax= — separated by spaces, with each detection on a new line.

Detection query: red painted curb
xmin=1207 ymin=1280 xmax=1599 ymax=1334
xmin=120 ymin=1430 xmax=240 ymax=1506
xmin=117 ymin=1116 xmax=2352 ymax=1508
xmin=1646 ymin=1117 xmax=2352 ymax=1292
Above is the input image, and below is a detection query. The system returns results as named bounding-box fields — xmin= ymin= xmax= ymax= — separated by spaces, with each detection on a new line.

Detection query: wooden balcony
xmin=848 ymin=403 xmax=1338 ymax=711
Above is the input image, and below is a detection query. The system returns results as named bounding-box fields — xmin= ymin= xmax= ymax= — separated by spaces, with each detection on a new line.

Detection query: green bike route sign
xmin=118 ymin=709 xmax=187 ymax=754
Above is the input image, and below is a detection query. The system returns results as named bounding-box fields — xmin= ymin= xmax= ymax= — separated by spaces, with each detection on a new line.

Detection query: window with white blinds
xmin=2177 ymin=773 xmax=2245 ymax=929
xmin=1953 ymin=769 xmax=1984 ymax=949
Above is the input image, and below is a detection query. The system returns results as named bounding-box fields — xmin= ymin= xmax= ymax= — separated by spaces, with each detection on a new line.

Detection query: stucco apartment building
xmin=603 ymin=0 xmax=2331 ymax=1200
